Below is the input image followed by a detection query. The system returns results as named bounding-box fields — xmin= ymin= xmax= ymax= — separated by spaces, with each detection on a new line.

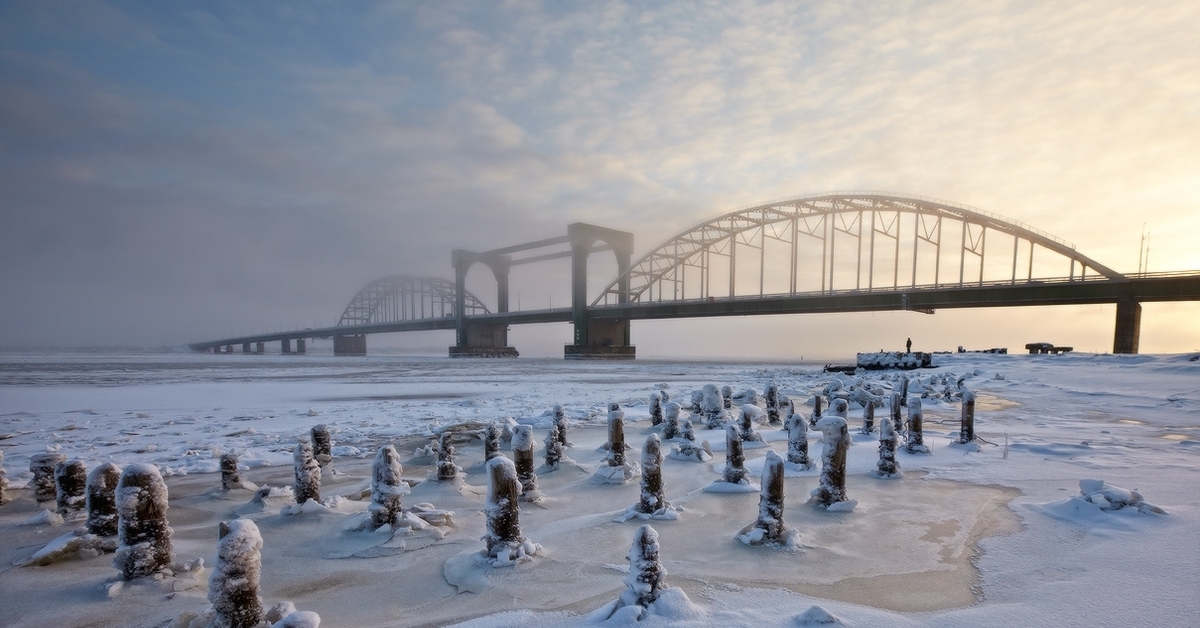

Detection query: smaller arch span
xmin=337 ymin=275 xmax=490 ymax=326
xmin=593 ymin=192 xmax=1126 ymax=307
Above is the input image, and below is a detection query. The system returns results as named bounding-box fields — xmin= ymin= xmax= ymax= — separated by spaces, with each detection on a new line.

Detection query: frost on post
xmin=55 ymin=459 xmax=88 ymax=518
xmin=905 ymin=397 xmax=930 ymax=455
xmin=209 ymin=519 xmax=264 ymax=628
xmin=482 ymin=456 xmax=542 ymax=566
xmin=668 ymin=406 xmax=712 ymax=463
xmin=900 ymin=376 xmax=910 ymax=406
xmin=602 ymin=524 xmax=668 ymax=620
xmin=890 ymin=392 xmax=904 ymax=434
xmin=293 ymin=442 xmax=321 ymax=504
xmin=618 ymin=434 xmax=679 ymax=523
xmin=30 ymin=452 xmax=66 ymax=503
xmin=595 ymin=403 xmax=641 ymax=484
xmin=737 ymin=405 xmax=767 ymax=446
xmin=661 ymin=402 xmax=683 ymax=441
xmin=689 ymin=390 xmax=703 ymax=415
xmin=785 ymin=406 xmax=813 ymax=469
xmin=114 ymin=463 xmax=173 ymax=580
xmin=809 ymin=396 xmax=823 ymax=427
xmin=511 ymin=425 xmax=541 ymax=502
xmin=437 ymin=433 xmax=459 ymax=481
xmin=649 ymin=392 xmax=664 ymax=427
xmin=739 ymin=450 xmax=799 ymax=547
xmin=370 ymin=445 xmax=408 ymax=529
xmin=544 ymin=406 xmax=571 ymax=469
xmin=484 ymin=422 xmax=502 ymax=462
xmin=872 ymin=417 xmax=902 ymax=479
xmin=310 ymin=424 xmax=332 ymax=469
xmin=959 ymin=390 xmax=976 ymax=443
xmin=220 ymin=453 xmax=255 ymax=491
xmin=86 ymin=462 xmax=122 ymax=537
xmin=860 ymin=401 xmax=876 ymax=435
xmin=701 ymin=384 xmax=727 ymax=429
xmin=722 ymin=424 xmax=747 ymax=485
xmin=810 ymin=416 xmax=855 ymax=510
xmin=830 ymin=398 xmax=849 ymax=420
xmin=764 ymin=383 xmax=784 ymax=426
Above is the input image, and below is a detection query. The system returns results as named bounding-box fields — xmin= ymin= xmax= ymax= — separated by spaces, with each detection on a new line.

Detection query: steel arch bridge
xmin=336 ymin=275 xmax=490 ymax=326
xmin=592 ymin=192 xmax=1124 ymax=307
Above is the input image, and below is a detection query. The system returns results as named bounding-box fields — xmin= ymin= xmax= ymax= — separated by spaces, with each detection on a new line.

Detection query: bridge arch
xmin=593 ymin=192 xmax=1126 ymax=306
xmin=337 ymin=275 xmax=490 ymax=326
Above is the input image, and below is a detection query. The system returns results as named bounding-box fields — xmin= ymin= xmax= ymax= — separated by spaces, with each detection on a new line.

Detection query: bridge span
xmin=189 ymin=192 xmax=1200 ymax=358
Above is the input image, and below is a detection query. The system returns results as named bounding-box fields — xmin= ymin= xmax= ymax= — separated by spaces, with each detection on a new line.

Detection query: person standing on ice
xmin=906 ymin=337 xmax=912 ymax=353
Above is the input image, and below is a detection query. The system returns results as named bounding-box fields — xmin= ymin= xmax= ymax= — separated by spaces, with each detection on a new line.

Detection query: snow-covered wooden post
xmin=831 ymin=398 xmax=849 ymax=419
xmin=721 ymin=385 xmax=733 ymax=410
xmin=811 ymin=416 xmax=851 ymax=508
xmin=485 ymin=422 xmax=503 ymax=462
xmin=30 ymin=452 xmax=66 ymax=503
xmin=765 ymin=383 xmax=783 ymax=426
xmin=370 ymin=445 xmax=406 ymax=529
xmin=959 ymin=390 xmax=976 ymax=443
xmin=512 ymin=425 xmax=539 ymax=501
xmin=649 ymin=393 xmax=664 ymax=427
xmin=810 ymin=395 xmax=823 ymax=427
xmin=310 ymin=424 xmax=332 ymax=468
xmin=661 ymin=402 xmax=683 ymax=440
xmin=55 ymin=459 xmax=87 ymax=517
xmin=723 ymin=424 xmax=747 ymax=485
xmin=553 ymin=405 xmax=571 ymax=448
xmin=861 ymin=401 xmax=876 ymax=435
xmin=86 ymin=462 xmax=121 ymax=537
xmin=890 ymin=392 xmax=903 ymax=434
xmin=900 ymin=376 xmax=910 ymax=406
xmin=627 ymin=524 xmax=667 ymax=608
xmin=689 ymin=390 xmax=703 ymax=415
xmin=638 ymin=435 xmax=666 ymax=515
xmin=785 ymin=406 xmax=812 ymax=468
xmin=905 ymin=397 xmax=930 ymax=454
xmin=220 ymin=453 xmax=245 ymax=491
xmin=437 ymin=432 xmax=459 ymax=481
xmin=608 ymin=403 xmax=627 ymax=468
xmin=740 ymin=450 xmax=798 ymax=546
xmin=114 ymin=463 xmax=173 ymax=580
xmin=874 ymin=417 xmax=901 ymax=478
xmin=293 ymin=441 xmax=321 ymax=504
xmin=701 ymin=384 xmax=725 ymax=429
xmin=209 ymin=519 xmax=264 ymax=628
xmin=484 ymin=456 xmax=522 ymax=560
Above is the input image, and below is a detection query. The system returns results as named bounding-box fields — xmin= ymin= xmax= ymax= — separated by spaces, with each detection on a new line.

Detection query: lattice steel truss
xmin=337 ymin=275 xmax=490 ymax=326
xmin=593 ymin=192 xmax=1124 ymax=306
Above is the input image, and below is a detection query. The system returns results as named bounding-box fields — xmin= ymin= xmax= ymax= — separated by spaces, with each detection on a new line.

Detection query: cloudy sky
xmin=2 ymin=1 xmax=1197 ymax=358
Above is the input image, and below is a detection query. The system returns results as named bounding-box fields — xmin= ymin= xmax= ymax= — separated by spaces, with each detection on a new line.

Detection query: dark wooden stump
xmin=512 ymin=425 xmax=538 ymax=499
xmin=608 ymin=408 xmax=627 ymax=467
xmin=437 ymin=433 xmax=458 ymax=481
xmin=115 ymin=463 xmax=173 ymax=580
xmin=310 ymin=424 xmax=332 ymax=468
xmin=723 ymin=425 xmax=746 ymax=484
xmin=484 ymin=456 xmax=522 ymax=560
xmin=86 ymin=462 xmax=122 ymax=536
xmin=220 ymin=453 xmax=244 ymax=490
xmin=960 ymin=391 xmax=976 ymax=443
xmin=371 ymin=445 xmax=404 ymax=529
xmin=638 ymin=435 xmax=665 ymax=514
xmin=813 ymin=417 xmax=850 ymax=506
xmin=210 ymin=519 xmax=264 ymax=628
xmin=861 ymin=401 xmax=876 ymax=434
xmin=30 ymin=452 xmax=66 ymax=503
xmin=55 ymin=459 xmax=87 ymax=517
xmin=293 ymin=442 xmax=321 ymax=504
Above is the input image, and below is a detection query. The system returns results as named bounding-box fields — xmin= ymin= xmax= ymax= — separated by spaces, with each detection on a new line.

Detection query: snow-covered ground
xmin=1 ymin=350 xmax=1197 ymax=627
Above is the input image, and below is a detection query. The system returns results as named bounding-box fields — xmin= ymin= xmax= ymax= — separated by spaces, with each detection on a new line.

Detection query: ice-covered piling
xmin=723 ymin=424 xmax=747 ymax=485
xmin=874 ymin=418 xmax=901 ymax=478
xmin=811 ymin=416 xmax=853 ymax=508
xmin=861 ymin=402 xmax=876 ymax=435
xmin=900 ymin=376 xmax=910 ymax=406
xmin=738 ymin=405 xmax=766 ymax=443
xmin=607 ymin=404 xmax=627 ymax=467
xmin=959 ymin=391 xmax=976 ymax=443
xmin=785 ymin=406 xmax=813 ymax=468
xmin=701 ymin=384 xmax=726 ymax=429
xmin=370 ymin=445 xmax=406 ymax=529
xmin=86 ymin=462 xmax=122 ymax=537
xmin=293 ymin=442 xmax=321 ymax=504
xmin=484 ymin=422 xmax=502 ymax=462
xmin=810 ymin=396 xmax=823 ymax=427
xmin=220 ymin=453 xmax=246 ymax=491
xmin=740 ymin=450 xmax=798 ymax=546
xmin=831 ymin=398 xmax=849 ymax=420
xmin=482 ymin=456 xmax=541 ymax=564
xmin=437 ymin=433 xmax=459 ymax=481
xmin=310 ymin=424 xmax=332 ymax=468
xmin=649 ymin=392 xmax=664 ymax=427
xmin=209 ymin=519 xmax=264 ymax=628
xmin=114 ymin=463 xmax=173 ymax=580
xmin=890 ymin=392 xmax=904 ymax=434
xmin=661 ymin=402 xmax=683 ymax=440
xmin=627 ymin=524 xmax=667 ymax=608
xmin=511 ymin=425 xmax=540 ymax=501
xmin=55 ymin=459 xmax=87 ymax=517
xmin=765 ymin=383 xmax=783 ymax=426
xmin=638 ymin=435 xmax=666 ymax=515
xmin=905 ymin=397 xmax=930 ymax=454
xmin=721 ymin=385 xmax=733 ymax=410
xmin=30 ymin=452 xmax=66 ymax=503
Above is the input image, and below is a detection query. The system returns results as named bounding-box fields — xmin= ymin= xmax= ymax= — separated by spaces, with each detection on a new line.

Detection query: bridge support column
xmin=242 ymin=342 xmax=251 ymax=354
xmin=1113 ymin=298 xmax=1141 ymax=354
xmin=256 ymin=342 xmax=265 ymax=354
xmin=449 ymin=324 xmax=518 ymax=358
xmin=296 ymin=338 xmax=306 ymax=354
xmin=564 ymin=223 xmax=636 ymax=360
xmin=334 ymin=334 xmax=367 ymax=356
xmin=281 ymin=339 xmax=292 ymax=354
xmin=224 ymin=345 xmax=233 ymax=354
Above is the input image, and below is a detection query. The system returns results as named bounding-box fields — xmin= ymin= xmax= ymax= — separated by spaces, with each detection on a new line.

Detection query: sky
xmin=1 ymin=1 xmax=1198 ymax=358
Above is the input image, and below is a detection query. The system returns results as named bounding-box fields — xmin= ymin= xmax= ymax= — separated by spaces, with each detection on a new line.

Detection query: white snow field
xmin=0 ymin=350 xmax=1197 ymax=627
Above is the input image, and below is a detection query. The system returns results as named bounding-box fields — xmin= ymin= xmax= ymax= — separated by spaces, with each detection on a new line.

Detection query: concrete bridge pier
xmin=296 ymin=338 xmax=306 ymax=354
xmin=242 ymin=342 xmax=252 ymax=354
xmin=256 ymin=342 xmax=265 ymax=354
xmin=281 ymin=339 xmax=292 ymax=354
xmin=564 ymin=223 xmax=635 ymax=359
xmin=334 ymin=334 xmax=367 ymax=356
xmin=450 ymin=323 xmax=518 ymax=357
xmin=450 ymin=249 xmax=518 ymax=357
xmin=1113 ymin=297 xmax=1141 ymax=354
